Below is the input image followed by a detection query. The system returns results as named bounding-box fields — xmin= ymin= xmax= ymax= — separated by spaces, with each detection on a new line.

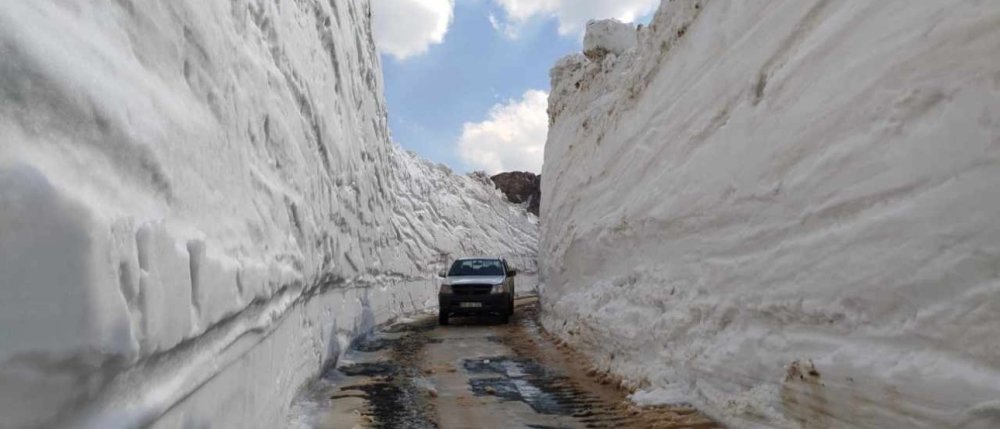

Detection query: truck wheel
xmin=438 ymin=312 xmax=449 ymax=325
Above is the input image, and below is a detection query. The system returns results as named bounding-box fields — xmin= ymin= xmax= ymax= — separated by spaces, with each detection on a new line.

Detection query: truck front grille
xmin=452 ymin=284 xmax=492 ymax=295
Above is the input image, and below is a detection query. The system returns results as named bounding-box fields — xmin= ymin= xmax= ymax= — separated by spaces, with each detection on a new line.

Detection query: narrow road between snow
xmin=290 ymin=298 xmax=720 ymax=429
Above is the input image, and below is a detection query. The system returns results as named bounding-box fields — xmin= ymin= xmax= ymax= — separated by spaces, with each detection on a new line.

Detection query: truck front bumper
xmin=439 ymin=293 xmax=511 ymax=316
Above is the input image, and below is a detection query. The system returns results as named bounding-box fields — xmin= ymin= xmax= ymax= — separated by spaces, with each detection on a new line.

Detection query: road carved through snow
xmin=292 ymin=298 xmax=719 ymax=428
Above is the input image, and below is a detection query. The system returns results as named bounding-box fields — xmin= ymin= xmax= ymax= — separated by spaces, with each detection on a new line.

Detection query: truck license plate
xmin=460 ymin=302 xmax=482 ymax=308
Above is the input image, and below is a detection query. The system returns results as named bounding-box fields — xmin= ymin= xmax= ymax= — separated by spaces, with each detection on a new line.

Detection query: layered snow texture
xmin=0 ymin=0 xmax=536 ymax=427
xmin=542 ymin=1 xmax=1000 ymax=428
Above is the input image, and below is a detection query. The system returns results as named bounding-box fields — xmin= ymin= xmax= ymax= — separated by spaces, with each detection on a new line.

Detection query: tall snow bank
xmin=541 ymin=1 xmax=1000 ymax=428
xmin=0 ymin=0 xmax=536 ymax=427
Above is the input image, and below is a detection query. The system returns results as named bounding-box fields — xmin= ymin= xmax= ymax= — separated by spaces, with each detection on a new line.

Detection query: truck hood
xmin=442 ymin=275 xmax=505 ymax=286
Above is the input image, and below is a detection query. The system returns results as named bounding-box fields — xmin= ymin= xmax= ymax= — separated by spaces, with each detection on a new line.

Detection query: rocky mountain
xmin=491 ymin=171 xmax=541 ymax=216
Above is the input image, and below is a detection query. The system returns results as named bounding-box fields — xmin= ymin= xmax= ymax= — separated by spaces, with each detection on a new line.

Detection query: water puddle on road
xmin=464 ymin=356 xmax=630 ymax=424
xmin=289 ymin=319 xmax=440 ymax=429
xmin=464 ymin=357 xmax=572 ymax=415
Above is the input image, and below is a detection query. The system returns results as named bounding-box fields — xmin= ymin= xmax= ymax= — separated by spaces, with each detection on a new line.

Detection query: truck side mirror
xmin=437 ymin=270 xmax=447 ymax=278
xmin=507 ymin=269 xmax=518 ymax=277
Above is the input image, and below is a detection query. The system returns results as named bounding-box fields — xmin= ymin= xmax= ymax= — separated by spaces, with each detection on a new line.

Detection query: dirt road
xmin=291 ymin=298 xmax=719 ymax=429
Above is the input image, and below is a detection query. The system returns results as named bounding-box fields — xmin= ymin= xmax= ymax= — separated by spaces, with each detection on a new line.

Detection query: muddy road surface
xmin=290 ymin=298 xmax=719 ymax=429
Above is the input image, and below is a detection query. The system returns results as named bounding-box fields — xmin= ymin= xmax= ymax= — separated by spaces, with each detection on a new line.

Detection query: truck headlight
xmin=491 ymin=284 xmax=505 ymax=294
xmin=440 ymin=284 xmax=452 ymax=294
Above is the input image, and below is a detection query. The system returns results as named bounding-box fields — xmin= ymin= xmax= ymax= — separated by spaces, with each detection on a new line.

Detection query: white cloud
xmin=458 ymin=90 xmax=548 ymax=174
xmin=372 ymin=0 xmax=454 ymax=60
xmin=488 ymin=12 xmax=520 ymax=39
xmin=493 ymin=0 xmax=658 ymax=36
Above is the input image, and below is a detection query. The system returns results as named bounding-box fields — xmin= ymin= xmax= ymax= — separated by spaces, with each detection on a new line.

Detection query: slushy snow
xmin=0 ymin=0 xmax=536 ymax=427
xmin=541 ymin=1 xmax=1000 ymax=428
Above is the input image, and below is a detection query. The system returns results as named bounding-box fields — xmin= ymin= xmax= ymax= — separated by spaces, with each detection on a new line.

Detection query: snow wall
xmin=0 ymin=0 xmax=537 ymax=427
xmin=541 ymin=1 xmax=1000 ymax=428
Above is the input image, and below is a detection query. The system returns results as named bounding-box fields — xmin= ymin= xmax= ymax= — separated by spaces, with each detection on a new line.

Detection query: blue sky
xmin=371 ymin=0 xmax=659 ymax=174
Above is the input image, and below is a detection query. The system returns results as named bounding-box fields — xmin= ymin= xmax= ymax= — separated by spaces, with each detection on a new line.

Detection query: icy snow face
xmin=0 ymin=0 xmax=536 ymax=427
xmin=542 ymin=1 xmax=1000 ymax=428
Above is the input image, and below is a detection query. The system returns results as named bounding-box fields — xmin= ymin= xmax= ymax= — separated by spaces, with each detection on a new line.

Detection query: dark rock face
xmin=491 ymin=172 xmax=541 ymax=216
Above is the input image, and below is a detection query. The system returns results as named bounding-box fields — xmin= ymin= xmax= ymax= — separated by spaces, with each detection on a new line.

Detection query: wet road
xmin=291 ymin=298 xmax=719 ymax=429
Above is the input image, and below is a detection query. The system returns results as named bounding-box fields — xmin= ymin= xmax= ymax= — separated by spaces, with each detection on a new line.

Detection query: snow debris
xmin=541 ymin=0 xmax=1000 ymax=428
xmin=629 ymin=385 xmax=690 ymax=407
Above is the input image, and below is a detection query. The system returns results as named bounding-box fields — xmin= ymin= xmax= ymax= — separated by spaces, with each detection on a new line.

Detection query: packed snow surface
xmin=541 ymin=1 xmax=1000 ymax=428
xmin=0 ymin=0 xmax=536 ymax=427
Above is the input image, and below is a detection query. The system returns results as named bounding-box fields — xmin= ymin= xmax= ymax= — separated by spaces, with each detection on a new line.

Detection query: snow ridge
xmin=0 ymin=0 xmax=536 ymax=427
xmin=541 ymin=1 xmax=1000 ymax=428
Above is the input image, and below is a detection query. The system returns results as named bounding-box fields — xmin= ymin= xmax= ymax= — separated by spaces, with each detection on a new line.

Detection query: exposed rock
xmin=491 ymin=172 xmax=541 ymax=216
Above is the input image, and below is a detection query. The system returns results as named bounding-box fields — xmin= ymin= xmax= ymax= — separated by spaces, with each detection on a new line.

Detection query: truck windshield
xmin=448 ymin=259 xmax=505 ymax=276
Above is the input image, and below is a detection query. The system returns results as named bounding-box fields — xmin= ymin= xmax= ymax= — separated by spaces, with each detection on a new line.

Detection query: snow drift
xmin=541 ymin=1 xmax=1000 ymax=428
xmin=0 ymin=0 xmax=536 ymax=427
